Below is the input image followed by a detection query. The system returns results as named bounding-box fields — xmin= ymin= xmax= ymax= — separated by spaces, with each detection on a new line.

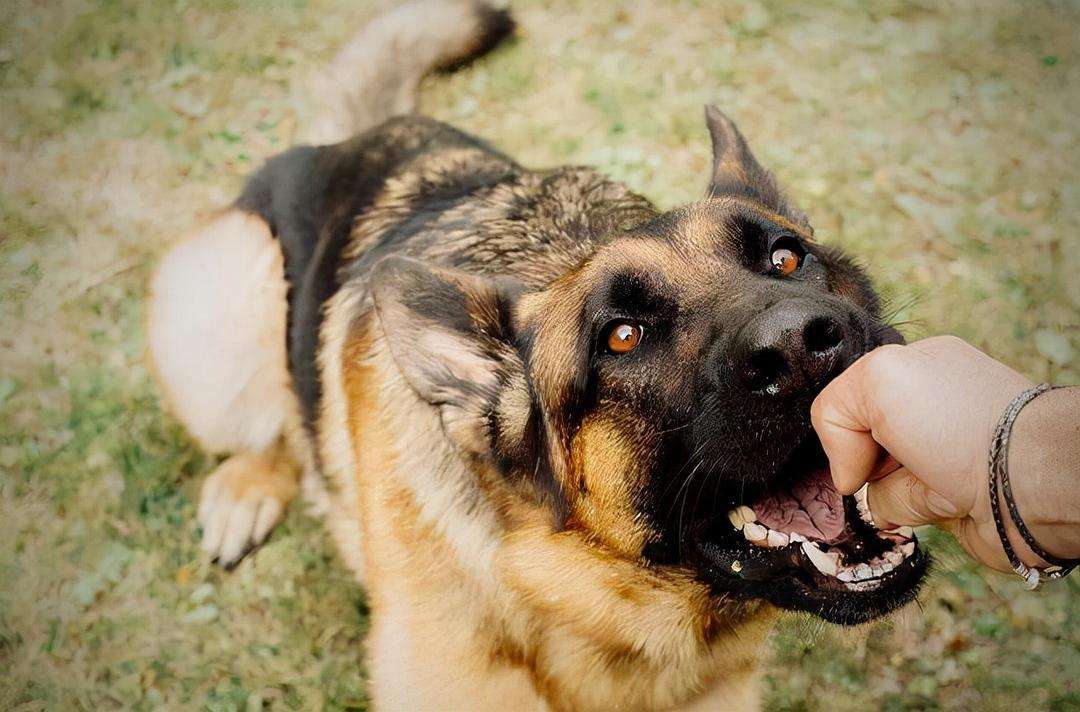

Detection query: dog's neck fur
xmin=329 ymin=310 xmax=775 ymax=711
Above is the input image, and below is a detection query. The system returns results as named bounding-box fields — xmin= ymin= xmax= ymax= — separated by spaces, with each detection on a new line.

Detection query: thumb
xmin=811 ymin=368 xmax=881 ymax=496
xmin=866 ymin=467 xmax=966 ymax=529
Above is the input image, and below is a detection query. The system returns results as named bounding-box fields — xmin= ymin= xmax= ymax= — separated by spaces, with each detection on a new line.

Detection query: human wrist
xmin=1004 ymin=385 xmax=1080 ymax=563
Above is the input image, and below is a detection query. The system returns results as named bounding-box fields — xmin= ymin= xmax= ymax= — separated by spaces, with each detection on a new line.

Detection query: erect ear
xmin=704 ymin=105 xmax=811 ymax=231
xmin=370 ymin=256 xmax=530 ymax=457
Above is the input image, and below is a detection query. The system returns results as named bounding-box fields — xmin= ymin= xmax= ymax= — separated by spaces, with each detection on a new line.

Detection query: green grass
xmin=1 ymin=0 xmax=1077 ymax=709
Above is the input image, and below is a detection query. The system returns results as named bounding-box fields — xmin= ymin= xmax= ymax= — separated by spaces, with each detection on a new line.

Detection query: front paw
xmin=197 ymin=451 xmax=298 ymax=568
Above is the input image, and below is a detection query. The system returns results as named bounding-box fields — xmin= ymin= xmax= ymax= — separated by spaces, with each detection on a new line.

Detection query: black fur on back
xmin=235 ymin=117 xmax=527 ymax=432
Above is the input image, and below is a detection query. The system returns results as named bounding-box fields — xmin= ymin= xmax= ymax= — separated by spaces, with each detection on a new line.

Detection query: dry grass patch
xmin=1 ymin=1 xmax=1077 ymax=709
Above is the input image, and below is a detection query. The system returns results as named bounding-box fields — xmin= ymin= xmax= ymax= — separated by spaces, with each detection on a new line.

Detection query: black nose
xmin=733 ymin=300 xmax=852 ymax=397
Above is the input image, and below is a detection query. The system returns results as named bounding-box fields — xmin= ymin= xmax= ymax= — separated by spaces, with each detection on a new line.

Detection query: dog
xmin=148 ymin=2 xmax=927 ymax=709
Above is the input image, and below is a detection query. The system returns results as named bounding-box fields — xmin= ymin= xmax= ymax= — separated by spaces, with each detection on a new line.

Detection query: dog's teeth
xmin=900 ymin=542 xmax=915 ymax=557
xmin=846 ymin=578 xmax=882 ymax=592
xmin=837 ymin=568 xmax=856 ymax=582
xmin=789 ymin=532 xmax=806 ymax=543
xmin=727 ymin=506 xmax=757 ymax=531
xmin=879 ymin=560 xmax=895 ymax=573
xmin=853 ymin=484 xmax=874 ymax=526
xmin=766 ymin=530 xmax=789 ymax=548
xmin=854 ymin=563 xmax=873 ymax=580
xmin=884 ymin=550 xmax=903 ymax=567
xmin=801 ymin=541 xmax=839 ymax=576
xmin=871 ymin=565 xmax=885 ymax=577
xmin=743 ymin=522 xmax=768 ymax=544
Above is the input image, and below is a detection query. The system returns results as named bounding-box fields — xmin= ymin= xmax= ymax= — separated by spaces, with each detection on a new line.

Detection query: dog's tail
xmin=300 ymin=1 xmax=514 ymax=145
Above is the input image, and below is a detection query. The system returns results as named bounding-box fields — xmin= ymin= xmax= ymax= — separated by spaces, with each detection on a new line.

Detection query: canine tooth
xmin=743 ymin=522 xmax=768 ymax=543
xmin=901 ymin=542 xmax=915 ymax=557
xmin=854 ymin=563 xmax=873 ymax=580
xmin=766 ymin=530 xmax=789 ymax=548
xmin=801 ymin=541 xmax=839 ymax=576
xmin=738 ymin=505 xmax=756 ymax=522
xmin=854 ymin=483 xmax=874 ymax=526
xmin=789 ymin=532 xmax=806 ymax=543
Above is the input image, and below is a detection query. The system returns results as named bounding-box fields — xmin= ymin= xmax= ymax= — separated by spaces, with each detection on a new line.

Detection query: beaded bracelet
xmin=988 ymin=383 xmax=1078 ymax=589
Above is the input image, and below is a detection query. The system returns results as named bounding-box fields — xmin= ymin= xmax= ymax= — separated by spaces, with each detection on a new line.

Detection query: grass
xmin=1 ymin=0 xmax=1077 ymax=709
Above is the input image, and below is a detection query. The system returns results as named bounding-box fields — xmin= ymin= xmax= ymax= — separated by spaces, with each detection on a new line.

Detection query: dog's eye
xmin=606 ymin=321 xmax=643 ymax=354
xmin=769 ymin=238 xmax=803 ymax=276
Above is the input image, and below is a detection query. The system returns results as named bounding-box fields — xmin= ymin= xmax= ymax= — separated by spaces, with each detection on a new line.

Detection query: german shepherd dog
xmin=148 ymin=2 xmax=927 ymax=709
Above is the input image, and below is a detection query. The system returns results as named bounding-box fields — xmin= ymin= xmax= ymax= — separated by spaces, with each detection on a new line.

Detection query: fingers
xmin=871 ymin=453 xmax=902 ymax=479
xmin=811 ymin=359 xmax=881 ymax=495
xmin=866 ymin=467 xmax=966 ymax=529
xmin=814 ymin=346 xmax=967 ymax=527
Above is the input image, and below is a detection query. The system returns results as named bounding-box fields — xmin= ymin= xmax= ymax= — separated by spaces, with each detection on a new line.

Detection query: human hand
xmin=810 ymin=335 xmax=1038 ymax=573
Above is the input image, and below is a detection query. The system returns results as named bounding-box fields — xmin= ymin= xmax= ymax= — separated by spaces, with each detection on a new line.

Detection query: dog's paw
xmin=197 ymin=451 xmax=298 ymax=568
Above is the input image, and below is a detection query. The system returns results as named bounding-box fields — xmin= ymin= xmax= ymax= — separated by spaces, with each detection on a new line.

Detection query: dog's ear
xmin=704 ymin=105 xmax=811 ymax=231
xmin=371 ymin=256 xmax=530 ymax=457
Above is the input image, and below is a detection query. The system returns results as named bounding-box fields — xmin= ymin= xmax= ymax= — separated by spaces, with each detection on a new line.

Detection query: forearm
xmin=1008 ymin=385 xmax=1080 ymax=563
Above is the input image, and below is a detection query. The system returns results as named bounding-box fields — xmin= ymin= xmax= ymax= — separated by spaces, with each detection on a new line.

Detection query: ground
xmin=1 ymin=0 xmax=1077 ymax=709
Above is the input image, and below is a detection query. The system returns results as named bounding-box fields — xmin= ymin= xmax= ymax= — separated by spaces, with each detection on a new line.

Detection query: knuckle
xmin=866 ymin=343 xmax=906 ymax=369
xmin=862 ymin=343 xmax=908 ymax=384
xmin=810 ymin=386 xmax=844 ymax=429
xmin=926 ymin=334 xmax=969 ymax=354
xmin=856 ymin=345 xmax=910 ymax=421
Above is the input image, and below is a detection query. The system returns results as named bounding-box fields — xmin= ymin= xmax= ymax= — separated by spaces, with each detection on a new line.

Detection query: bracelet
xmin=988 ymin=383 xmax=1078 ymax=589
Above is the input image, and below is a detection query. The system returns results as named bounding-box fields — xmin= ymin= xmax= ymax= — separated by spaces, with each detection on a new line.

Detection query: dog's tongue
xmin=753 ymin=467 xmax=845 ymax=543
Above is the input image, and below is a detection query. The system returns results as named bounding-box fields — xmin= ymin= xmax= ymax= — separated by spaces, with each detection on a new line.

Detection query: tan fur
xmin=197 ymin=444 xmax=299 ymax=565
xmin=146 ymin=5 xmax=806 ymax=706
xmin=150 ymin=209 xmax=778 ymax=708
xmin=147 ymin=209 xmax=308 ymax=564
xmin=312 ymin=292 xmax=776 ymax=711
xmin=568 ymin=416 xmax=655 ymax=558
xmin=147 ymin=209 xmax=296 ymax=455
xmin=149 ymin=205 xmax=778 ymax=709
xmin=312 ymin=289 xmax=374 ymax=582
xmin=335 ymin=309 xmax=541 ymax=710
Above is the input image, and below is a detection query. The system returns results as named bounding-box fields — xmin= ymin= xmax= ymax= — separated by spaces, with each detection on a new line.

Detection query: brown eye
xmin=606 ymin=322 xmax=643 ymax=354
xmin=770 ymin=245 xmax=801 ymax=276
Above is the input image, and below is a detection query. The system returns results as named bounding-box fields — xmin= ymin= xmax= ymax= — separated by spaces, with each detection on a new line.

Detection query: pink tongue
xmin=753 ymin=467 xmax=845 ymax=543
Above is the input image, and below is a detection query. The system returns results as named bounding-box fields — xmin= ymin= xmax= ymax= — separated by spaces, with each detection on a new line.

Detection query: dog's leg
xmin=197 ymin=442 xmax=299 ymax=567
xmin=148 ymin=209 xmax=303 ymax=565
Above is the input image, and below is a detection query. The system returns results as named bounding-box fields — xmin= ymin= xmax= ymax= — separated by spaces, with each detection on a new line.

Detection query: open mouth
xmin=687 ymin=438 xmax=928 ymax=624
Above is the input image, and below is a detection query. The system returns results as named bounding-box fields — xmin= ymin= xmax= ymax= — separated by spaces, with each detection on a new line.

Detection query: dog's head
xmin=372 ymin=107 xmax=926 ymax=626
